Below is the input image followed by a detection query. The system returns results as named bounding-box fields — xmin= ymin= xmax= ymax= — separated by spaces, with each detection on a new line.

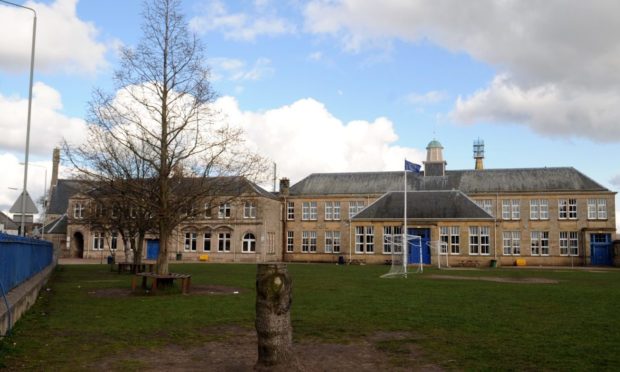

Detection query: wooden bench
xmin=131 ymin=272 xmax=191 ymax=294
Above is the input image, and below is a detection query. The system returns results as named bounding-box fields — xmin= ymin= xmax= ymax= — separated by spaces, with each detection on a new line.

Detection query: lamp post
xmin=1 ymin=0 xmax=37 ymax=236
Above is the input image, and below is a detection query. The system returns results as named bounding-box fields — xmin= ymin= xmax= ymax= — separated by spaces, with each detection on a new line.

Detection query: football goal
xmin=380 ymin=234 xmax=421 ymax=278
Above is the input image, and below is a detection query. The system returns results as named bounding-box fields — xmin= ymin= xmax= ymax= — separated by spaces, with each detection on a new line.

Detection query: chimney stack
xmin=51 ymin=147 xmax=60 ymax=188
xmin=279 ymin=178 xmax=290 ymax=196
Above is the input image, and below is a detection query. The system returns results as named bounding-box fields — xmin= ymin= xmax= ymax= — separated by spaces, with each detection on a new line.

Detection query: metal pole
xmin=1 ymin=1 xmax=37 ymax=236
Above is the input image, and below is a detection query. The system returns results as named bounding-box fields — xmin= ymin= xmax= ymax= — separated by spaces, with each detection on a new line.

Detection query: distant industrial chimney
xmin=473 ymin=138 xmax=484 ymax=170
xmin=51 ymin=147 xmax=60 ymax=188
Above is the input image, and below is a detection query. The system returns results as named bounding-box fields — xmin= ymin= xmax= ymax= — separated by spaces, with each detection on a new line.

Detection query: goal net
xmin=427 ymin=240 xmax=450 ymax=269
xmin=381 ymin=233 xmax=421 ymax=278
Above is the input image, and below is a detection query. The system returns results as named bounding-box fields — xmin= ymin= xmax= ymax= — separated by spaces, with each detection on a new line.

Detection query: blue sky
xmin=1 ymin=0 xmax=619 ymax=229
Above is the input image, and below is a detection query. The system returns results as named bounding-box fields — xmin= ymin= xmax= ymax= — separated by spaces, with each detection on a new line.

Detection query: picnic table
xmin=131 ymin=272 xmax=192 ymax=294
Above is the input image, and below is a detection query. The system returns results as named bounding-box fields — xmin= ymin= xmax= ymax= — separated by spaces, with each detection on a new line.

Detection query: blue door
xmin=408 ymin=228 xmax=431 ymax=264
xmin=590 ymin=234 xmax=612 ymax=266
xmin=146 ymin=239 xmax=160 ymax=260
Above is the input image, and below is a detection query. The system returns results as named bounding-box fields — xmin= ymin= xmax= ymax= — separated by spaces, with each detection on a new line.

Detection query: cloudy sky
xmin=1 ymin=0 xmax=619 ymax=228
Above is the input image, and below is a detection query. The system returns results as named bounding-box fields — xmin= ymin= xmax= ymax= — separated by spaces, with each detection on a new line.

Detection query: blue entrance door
xmin=590 ymin=234 xmax=612 ymax=265
xmin=146 ymin=239 xmax=160 ymax=260
xmin=408 ymin=228 xmax=431 ymax=264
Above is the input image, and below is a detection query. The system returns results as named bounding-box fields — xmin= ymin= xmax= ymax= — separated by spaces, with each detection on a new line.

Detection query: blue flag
xmin=404 ymin=160 xmax=421 ymax=173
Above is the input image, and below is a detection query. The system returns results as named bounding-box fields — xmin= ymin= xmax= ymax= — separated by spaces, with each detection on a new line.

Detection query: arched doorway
xmin=73 ymin=232 xmax=84 ymax=258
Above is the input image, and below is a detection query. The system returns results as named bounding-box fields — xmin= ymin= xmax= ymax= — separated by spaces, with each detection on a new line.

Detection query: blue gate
xmin=408 ymin=228 xmax=431 ymax=264
xmin=590 ymin=234 xmax=613 ymax=266
xmin=146 ymin=239 xmax=159 ymax=260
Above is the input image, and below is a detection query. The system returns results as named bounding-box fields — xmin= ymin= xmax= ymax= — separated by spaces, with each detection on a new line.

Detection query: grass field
xmin=1 ymin=263 xmax=619 ymax=371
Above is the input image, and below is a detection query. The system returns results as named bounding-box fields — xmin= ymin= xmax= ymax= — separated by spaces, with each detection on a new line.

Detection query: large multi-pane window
xmin=302 ymin=202 xmax=318 ymax=220
xmin=204 ymin=203 xmax=212 ymax=219
xmin=325 ymin=231 xmax=341 ymax=253
xmin=349 ymin=201 xmax=366 ymax=218
xmin=475 ymin=199 xmax=494 ymax=216
xmin=559 ymin=199 xmax=577 ymax=220
xmin=355 ymin=226 xmax=374 ymax=253
xmin=74 ymin=202 xmax=85 ymax=219
xmin=203 ymin=232 xmax=211 ymax=251
xmin=383 ymin=226 xmax=402 ymax=254
xmin=502 ymin=231 xmax=521 ymax=255
xmin=218 ymin=232 xmax=231 ymax=252
xmin=286 ymin=202 xmax=294 ymax=220
xmin=110 ymin=232 xmax=118 ymax=251
xmin=440 ymin=226 xmax=460 ymax=254
xmin=302 ymin=231 xmax=317 ymax=252
xmin=243 ymin=201 xmax=257 ymax=219
xmin=559 ymin=231 xmax=579 ymax=256
xmin=469 ymin=226 xmax=490 ymax=255
xmin=530 ymin=199 xmax=549 ymax=220
xmin=242 ymin=233 xmax=256 ymax=252
xmin=587 ymin=199 xmax=607 ymax=220
xmin=531 ymin=231 xmax=549 ymax=256
xmin=218 ymin=203 xmax=231 ymax=219
xmin=185 ymin=232 xmax=197 ymax=251
xmin=92 ymin=232 xmax=104 ymax=250
xmin=325 ymin=201 xmax=341 ymax=220
xmin=286 ymin=231 xmax=294 ymax=252
xmin=502 ymin=200 xmax=520 ymax=220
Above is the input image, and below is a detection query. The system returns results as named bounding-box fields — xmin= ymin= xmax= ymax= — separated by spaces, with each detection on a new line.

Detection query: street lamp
xmin=0 ymin=0 xmax=37 ymax=236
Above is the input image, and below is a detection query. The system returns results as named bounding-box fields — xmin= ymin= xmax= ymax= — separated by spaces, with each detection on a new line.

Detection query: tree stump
xmin=255 ymin=263 xmax=294 ymax=370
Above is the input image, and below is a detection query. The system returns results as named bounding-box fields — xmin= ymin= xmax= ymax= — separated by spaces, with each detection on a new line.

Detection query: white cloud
xmin=303 ymin=0 xmax=620 ymax=143
xmin=209 ymin=57 xmax=274 ymax=82
xmin=0 ymin=82 xmax=88 ymax=156
xmin=0 ymin=153 xmax=51 ymax=214
xmin=0 ymin=0 xmax=108 ymax=75
xmin=610 ymin=175 xmax=620 ymax=189
xmin=190 ymin=0 xmax=295 ymax=41
xmin=213 ymin=96 xmax=425 ymax=183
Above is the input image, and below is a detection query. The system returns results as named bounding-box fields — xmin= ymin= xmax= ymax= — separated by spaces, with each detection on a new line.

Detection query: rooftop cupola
xmin=423 ymin=139 xmax=447 ymax=177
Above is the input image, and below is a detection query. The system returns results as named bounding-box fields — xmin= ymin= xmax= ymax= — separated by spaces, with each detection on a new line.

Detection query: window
xmin=244 ymin=201 xmax=257 ymax=219
xmin=325 ymin=201 xmax=341 ymax=220
xmin=218 ymin=203 xmax=231 ymax=219
xmin=383 ymin=226 xmax=402 ymax=254
xmin=203 ymin=232 xmax=211 ymax=251
xmin=469 ymin=226 xmax=490 ymax=255
xmin=94 ymin=203 xmax=105 ymax=218
xmin=587 ymin=199 xmax=607 ymax=220
xmin=503 ymin=231 xmax=520 ymax=255
xmin=111 ymin=232 xmax=118 ymax=250
xmin=286 ymin=231 xmax=294 ymax=252
xmin=349 ymin=201 xmax=366 ymax=218
xmin=92 ymin=232 xmax=104 ymax=250
xmin=559 ymin=199 xmax=577 ymax=220
xmin=475 ymin=199 xmax=494 ymax=216
xmin=501 ymin=200 xmax=520 ymax=220
xmin=440 ymin=226 xmax=460 ymax=255
xmin=302 ymin=231 xmax=317 ymax=252
xmin=74 ymin=202 xmax=85 ymax=219
xmin=184 ymin=232 xmax=197 ymax=251
xmin=302 ymin=202 xmax=318 ymax=220
xmin=560 ymin=231 xmax=579 ymax=256
xmin=530 ymin=200 xmax=548 ymax=220
xmin=111 ymin=205 xmax=119 ymax=218
xmin=218 ymin=232 xmax=231 ymax=252
xmin=286 ymin=202 xmax=294 ymax=220
xmin=325 ymin=231 xmax=341 ymax=253
xmin=204 ymin=203 xmax=212 ymax=219
xmin=242 ymin=233 xmax=256 ymax=252
xmin=531 ymin=231 xmax=549 ymax=256
xmin=355 ymin=226 xmax=374 ymax=253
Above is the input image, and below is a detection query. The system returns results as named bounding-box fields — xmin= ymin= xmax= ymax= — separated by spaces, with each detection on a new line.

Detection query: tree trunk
xmin=255 ymin=263 xmax=294 ymax=370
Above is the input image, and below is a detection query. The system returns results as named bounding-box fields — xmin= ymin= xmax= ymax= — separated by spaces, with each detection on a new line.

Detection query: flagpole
xmin=403 ymin=159 xmax=408 ymax=277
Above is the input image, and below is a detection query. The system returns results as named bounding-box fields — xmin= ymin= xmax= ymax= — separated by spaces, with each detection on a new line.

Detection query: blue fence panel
xmin=0 ymin=233 xmax=53 ymax=292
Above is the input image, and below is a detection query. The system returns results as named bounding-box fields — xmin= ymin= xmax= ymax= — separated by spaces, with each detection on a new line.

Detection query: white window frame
xmin=110 ymin=232 xmax=118 ymax=251
xmin=301 ymin=231 xmax=317 ymax=252
xmin=242 ymin=233 xmax=256 ymax=253
xmin=184 ymin=232 xmax=197 ymax=251
xmin=349 ymin=201 xmax=366 ymax=218
xmin=560 ymin=231 xmax=579 ymax=256
xmin=476 ymin=199 xmax=494 ymax=216
xmin=530 ymin=231 xmax=549 ymax=256
xmin=325 ymin=231 xmax=341 ymax=253
xmin=325 ymin=201 xmax=341 ymax=221
xmin=530 ymin=200 xmax=539 ymax=220
xmin=502 ymin=200 xmax=520 ymax=220
xmin=92 ymin=232 xmax=104 ymax=250
xmin=286 ymin=202 xmax=294 ymax=220
xmin=588 ymin=199 xmax=607 ymax=220
xmin=218 ymin=232 xmax=231 ymax=252
xmin=286 ymin=231 xmax=294 ymax=252
xmin=218 ymin=203 xmax=231 ymax=219
xmin=302 ymin=202 xmax=318 ymax=221
xmin=503 ymin=231 xmax=521 ymax=256
xmin=243 ymin=201 xmax=257 ymax=219
xmin=469 ymin=227 xmax=480 ymax=255
xmin=203 ymin=231 xmax=211 ymax=252
xmin=383 ymin=226 xmax=402 ymax=254
xmin=204 ymin=203 xmax=212 ymax=219
xmin=74 ymin=202 xmax=85 ymax=219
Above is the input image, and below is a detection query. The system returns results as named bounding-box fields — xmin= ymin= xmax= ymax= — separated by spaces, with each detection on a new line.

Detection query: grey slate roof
xmin=0 ymin=211 xmax=18 ymax=229
xmin=353 ymin=191 xmax=494 ymax=220
xmin=44 ymin=214 xmax=68 ymax=234
xmin=289 ymin=167 xmax=610 ymax=196
xmin=47 ymin=180 xmax=89 ymax=215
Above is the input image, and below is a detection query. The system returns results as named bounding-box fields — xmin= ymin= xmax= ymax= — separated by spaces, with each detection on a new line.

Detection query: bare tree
xmin=64 ymin=0 xmax=267 ymax=274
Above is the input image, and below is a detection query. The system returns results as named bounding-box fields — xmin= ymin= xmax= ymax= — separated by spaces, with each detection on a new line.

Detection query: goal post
xmin=427 ymin=240 xmax=450 ymax=269
xmin=381 ymin=234 xmax=422 ymax=278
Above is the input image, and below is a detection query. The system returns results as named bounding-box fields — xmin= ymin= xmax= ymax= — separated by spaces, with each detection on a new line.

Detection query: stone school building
xmin=43 ymin=141 xmax=617 ymax=267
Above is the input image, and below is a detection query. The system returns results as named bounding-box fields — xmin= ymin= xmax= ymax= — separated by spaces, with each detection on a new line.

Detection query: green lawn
xmin=1 ymin=264 xmax=619 ymax=370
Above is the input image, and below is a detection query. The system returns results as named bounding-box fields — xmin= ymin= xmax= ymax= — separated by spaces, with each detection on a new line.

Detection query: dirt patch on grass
xmin=429 ymin=274 xmax=558 ymax=284
xmin=88 ymin=285 xmax=245 ymax=298
xmin=95 ymin=326 xmax=443 ymax=371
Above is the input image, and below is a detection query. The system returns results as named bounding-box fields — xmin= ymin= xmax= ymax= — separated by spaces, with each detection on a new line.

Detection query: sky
xmin=1 ymin=0 xmax=619 ymax=230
